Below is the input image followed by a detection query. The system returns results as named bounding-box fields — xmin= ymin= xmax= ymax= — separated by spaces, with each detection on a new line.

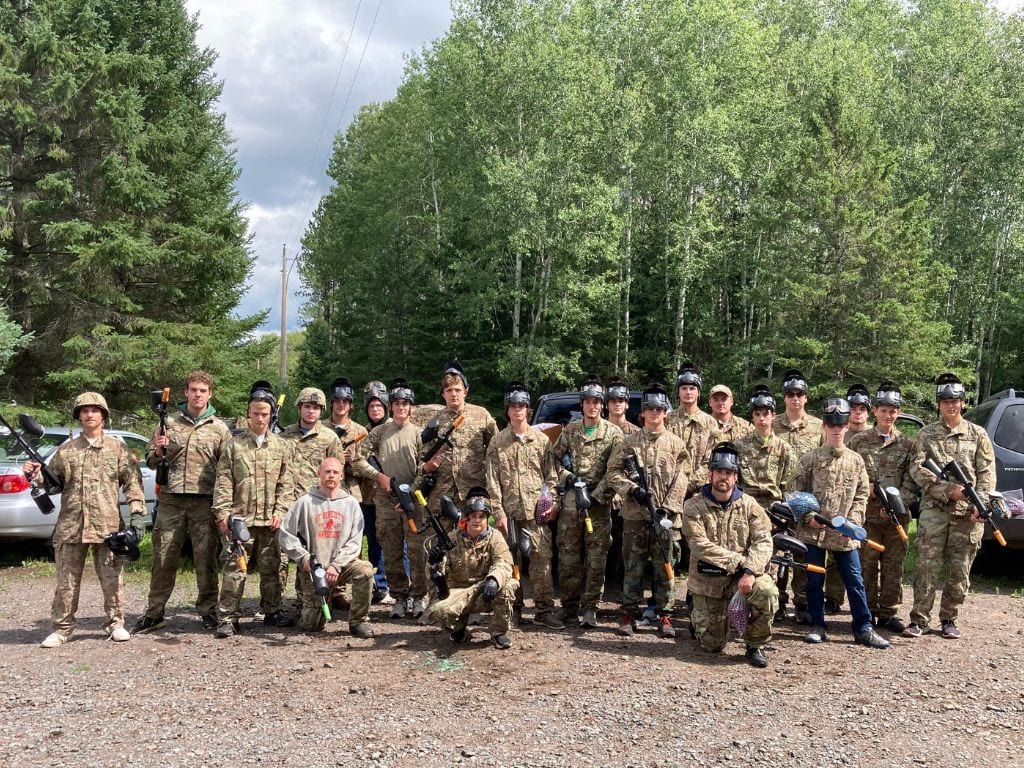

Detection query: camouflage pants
xmin=910 ymin=509 xmax=983 ymax=626
xmin=792 ymin=552 xmax=847 ymax=607
xmin=296 ymin=558 xmax=374 ymax=631
xmin=863 ymin=516 xmax=910 ymax=620
xmin=144 ymin=493 xmax=219 ymax=619
xmin=429 ymin=579 xmax=519 ymax=635
xmin=51 ymin=542 xmax=124 ymax=636
xmin=690 ymin=575 xmax=778 ymax=652
xmin=217 ymin=525 xmax=283 ymax=622
xmin=557 ymin=501 xmax=612 ymax=612
xmin=376 ymin=505 xmax=429 ymax=599
xmin=621 ymin=518 xmax=676 ymax=614
xmin=516 ymin=519 xmax=555 ymax=611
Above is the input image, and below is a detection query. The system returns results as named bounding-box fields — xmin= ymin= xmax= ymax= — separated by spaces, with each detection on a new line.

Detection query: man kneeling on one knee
xmin=682 ymin=442 xmax=778 ymax=668
xmin=427 ymin=487 xmax=518 ymax=649
xmin=278 ymin=457 xmax=374 ymax=638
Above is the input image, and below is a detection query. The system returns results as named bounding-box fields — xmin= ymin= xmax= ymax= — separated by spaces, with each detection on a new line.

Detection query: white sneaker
xmin=410 ymin=596 xmax=429 ymax=619
xmin=389 ymin=600 xmax=407 ymax=619
xmin=378 ymin=590 xmax=396 ymax=606
xmin=109 ymin=626 xmax=131 ymax=642
xmin=40 ymin=632 xmax=67 ymax=648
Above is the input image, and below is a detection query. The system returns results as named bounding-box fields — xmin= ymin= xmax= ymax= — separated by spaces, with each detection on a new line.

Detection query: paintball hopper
xmin=440 ymin=495 xmax=462 ymax=525
xmin=105 ymin=528 xmax=141 ymax=561
xmin=421 ymin=418 xmax=440 ymax=444
xmin=311 ymin=561 xmax=329 ymax=597
xmin=574 ymin=480 xmax=594 ymax=534
xmin=229 ymin=516 xmax=251 ymax=544
xmin=518 ymin=527 xmax=533 ymax=558
xmin=773 ymin=533 xmax=808 ymax=557
xmin=18 ymin=413 xmax=46 ymax=439
xmin=766 ymin=502 xmax=798 ymax=532
xmin=785 ymin=491 xmax=821 ymax=518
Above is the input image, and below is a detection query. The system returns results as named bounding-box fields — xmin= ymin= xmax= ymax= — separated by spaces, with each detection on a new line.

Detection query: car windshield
xmin=0 ymin=433 xmax=67 ymax=463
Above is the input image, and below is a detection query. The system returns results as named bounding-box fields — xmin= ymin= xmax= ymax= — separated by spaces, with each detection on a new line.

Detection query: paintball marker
xmin=105 ymin=528 xmax=141 ymax=561
xmin=505 ymin=512 xmax=533 ymax=581
xmin=229 ymin=515 xmax=251 ymax=573
xmin=922 ymin=457 xmax=1007 ymax=547
xmin=622 ymin=452 xmax=675 ymax=581
xmin=269 ymin=393 xmax=286 ymax=434
xmin=394 ymin=482 xmax=420 ymax=534
xmin=573 ymin=480 xmax=594 ymax=534
xmin=420 ymin=415 xmax=465 ymax=469
xmin=150 ymin=387 xmax=171 ymax=486
xmin=0 ymin=412 xmax=61 ymax=515
xmin=417 ymin=489 xmax=460 ymax=599
xmin=767 ymin=503 xmax=825 ymax=620
xmin=310 ymin=555 xmax=332 ymax=622
xmin=809 ymin=512 xmax=886 ymax=552
xmin=770 ymin=533 xmax=827 ymax=576
xmin=872 ymin=481 xmax=910 ymax=543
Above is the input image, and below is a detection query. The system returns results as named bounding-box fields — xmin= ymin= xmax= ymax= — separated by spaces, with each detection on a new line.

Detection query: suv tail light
xmin=0 ymin=474 xmax=30 ymax=493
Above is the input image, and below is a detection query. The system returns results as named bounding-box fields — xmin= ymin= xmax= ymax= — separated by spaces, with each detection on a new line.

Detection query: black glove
xmin=428 ymin=546 xmax=446 ymax=566
xmin=630 ymin=486 xmax=651 ymax=505
xmin=481 ymin=576 xmax=499 ymax=602
xmin=563 ymin=473 xmax=579 ymax=493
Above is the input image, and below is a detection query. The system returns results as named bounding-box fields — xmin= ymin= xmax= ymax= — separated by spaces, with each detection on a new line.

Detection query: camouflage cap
xmin=72 ymin=391 xmax=110 ymax=419
xmin=295 ymin=387 xmax=327 ymax=409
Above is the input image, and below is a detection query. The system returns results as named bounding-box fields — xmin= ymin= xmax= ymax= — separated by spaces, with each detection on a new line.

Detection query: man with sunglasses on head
xmin=427 ymin=488 xmax=517 ymax=649
xmin=904 ymin=373 xmax=995 ymax=640
xmin=848 ymin=382 xmax=918 ymax=634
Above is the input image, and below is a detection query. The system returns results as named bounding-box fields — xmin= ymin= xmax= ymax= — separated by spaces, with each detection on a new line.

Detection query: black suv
xmin=964 ymin=389 xmax=1024 ymax=549
xmin=532 ymin=390 xmax=643 ymax=430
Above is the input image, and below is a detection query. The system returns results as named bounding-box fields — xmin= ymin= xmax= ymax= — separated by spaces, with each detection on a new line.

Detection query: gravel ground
xmin=0 ymin=557 xmax=1021 ymax=768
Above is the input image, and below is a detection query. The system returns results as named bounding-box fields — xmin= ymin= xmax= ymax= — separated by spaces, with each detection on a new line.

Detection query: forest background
xmin=3 ymin=0 xmax=1024 ymax=424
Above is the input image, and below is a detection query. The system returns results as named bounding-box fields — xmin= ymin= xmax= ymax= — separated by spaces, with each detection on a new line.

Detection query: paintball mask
xmin=105 ymin=528 xmax=141 ymax=561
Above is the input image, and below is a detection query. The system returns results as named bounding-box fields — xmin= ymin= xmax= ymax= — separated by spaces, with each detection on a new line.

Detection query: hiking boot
xmin=350 ymin=622 xmax=374 ymax=639
xmin=745 ymin=646 xmax=768 ymax=668
xmin=108 ymin=626 xmax=130 ymax=642
xmin=263 ymin=610 xmax=294 ymax=627
xmin=616 ymin=614 xmax=635 ymax=637
xmin=940 ymin=619 xmax=961 ymax=639
xmin=580 ymin=608 xmax=598 ymax=628
xmin=773 ymin=605 xmax=788 ymax=622
xmin=557 ymin=607 xmax=580 ymax=626
xmin=40 ymin=632 xmax=68 ymax=648
xmin=824 ymin=598 xmax=841 ymax=615
xmin=794 ymin=603 xmax=812 ymax=624
xmin=902 ymin=622 xmax=924 ymax=638
xmin=389 ymin=599 xmax=407 ymax=619
xmin=133 ymin=615 xmax=165 ymax=634
xmin=511 ymin=606 xmax=522 ymax=629
xmin=535 ymin=611 xmax=565 ymax=629
xmin=855 ymin=627 xmax=891 ymax=649
xmin=491 ymin=633 xmax=512 ymax=649
xmin=215 ymin=621 xmax=238 ymax=639
xmin=200 ymin=613 xmax=219 ymax=631
xmin=804 ymin=624 xmax=827 ymax=644
xmin=410 ymin=596 xmax=429 ymax=619
xmin=879 ymin=616 xmax=905 ymax=633
xmin=450 ymin=625 xmax=469 ymax=643
xmin=658 ymin=615 xmax=676 ymax=639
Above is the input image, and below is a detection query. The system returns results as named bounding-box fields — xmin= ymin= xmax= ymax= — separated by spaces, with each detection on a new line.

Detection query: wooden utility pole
xmin=280 ymin=244 xmax=288 ymax=388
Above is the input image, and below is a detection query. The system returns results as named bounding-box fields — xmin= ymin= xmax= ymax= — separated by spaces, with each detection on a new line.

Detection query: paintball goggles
xmin=105 ymin=528 xmax=141 ymax=561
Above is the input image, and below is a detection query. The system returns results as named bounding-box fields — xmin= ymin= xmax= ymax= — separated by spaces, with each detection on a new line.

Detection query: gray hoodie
xmin=278 ymin=486 xmax=364 ymax=570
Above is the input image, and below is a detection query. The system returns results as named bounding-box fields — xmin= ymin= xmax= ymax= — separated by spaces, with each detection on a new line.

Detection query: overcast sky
xmin=184 ymin=0 xmax=1022 ymax=333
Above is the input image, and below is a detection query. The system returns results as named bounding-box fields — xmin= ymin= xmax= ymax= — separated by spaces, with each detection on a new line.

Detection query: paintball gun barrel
xmin=922 ymin=457 xmax=1007 ymax=547
xmin=0 ymin=412 xmax=61 ymax=515
xmin=150 ymin=387 xmax=171 ymax=486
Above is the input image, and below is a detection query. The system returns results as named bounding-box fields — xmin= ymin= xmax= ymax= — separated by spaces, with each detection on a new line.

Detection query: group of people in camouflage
xmin=28 ymin=362 xmax=995 ymax=669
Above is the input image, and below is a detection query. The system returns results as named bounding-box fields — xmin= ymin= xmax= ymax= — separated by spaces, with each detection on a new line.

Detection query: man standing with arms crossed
xmin=136 ymin=371 xmax=230 ymax=633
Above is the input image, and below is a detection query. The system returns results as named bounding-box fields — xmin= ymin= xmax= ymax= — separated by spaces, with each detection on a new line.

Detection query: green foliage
xmin=294 ymin=0 xmax=1024 ymax=412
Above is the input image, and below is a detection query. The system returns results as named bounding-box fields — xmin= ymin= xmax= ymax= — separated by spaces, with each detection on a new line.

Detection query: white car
xmin=0 ymin=426 xmax=157 ymax=542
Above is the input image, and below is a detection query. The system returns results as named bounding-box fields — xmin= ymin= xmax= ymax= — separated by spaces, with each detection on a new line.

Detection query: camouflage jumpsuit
xmin=428 ymin=527 xmax=517 ymax=635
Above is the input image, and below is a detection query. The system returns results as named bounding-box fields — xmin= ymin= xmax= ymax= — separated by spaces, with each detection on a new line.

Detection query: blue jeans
xmin=806 ymin=545 xmax=873 ymax=633
xmin=361 ymin=503 xmax=389 ymax=592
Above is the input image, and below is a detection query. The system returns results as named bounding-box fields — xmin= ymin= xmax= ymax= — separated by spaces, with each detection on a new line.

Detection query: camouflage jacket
xmin=606 ymin=428 xmax=689 ymax=524
xmin=843 ymin=424 xmax=872 ymax=446
xmin=419 ymin=403 xmax=499 ymax=510
xmin=323 ymin=418 xmax=368 ymax=503
xmin=736 ymin=431 xmax=796 ymax=510
xmin=910 ymin=418 xmax=995 ymax=518
xmin=773 ymin=412 xmax=824 ymax=459
xmin=280 ymin=421 xmax=343 ymax=504
xmin=609 ymin=419 xmax=640 ymax=437
xmin=50 ymin=433 xmax=146 ymax=546
xmin=714 ymin=414 xmax=754 ymax=443
xmin=789 ymin=445 xmax=869 ymax=552
xmin=212 ymin=431 xmax=294 ymax=526
xmin=485 ymin=425 xmax=558 ymax=524
xmin=682 ymin=488 xmax=774 ymax=598
xmin=145 ymin=407 xmax=230 ymax=496
xmin=443 ymin=527 xmax=514 ymax=590
xmin=667 ymin=408 xmax=718 ymax=496
xmin=549 ymin=418 xmax=623 ymax=508
xmin=350 ymin=419 xmax=422 ymax=511
xmin=847 ymin=426 xmax=918 ymax=524
xmin=277 ymin=487 xmax=364 ymax=571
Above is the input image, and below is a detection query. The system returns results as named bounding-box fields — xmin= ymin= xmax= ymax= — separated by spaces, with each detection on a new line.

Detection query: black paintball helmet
xmin=935 ymin=373 xmax=966 ymax=402
xmin=822 ymin=397 xmax=851 ymax=426
xmin=504 ymin=380 xmax=531 ymax=408
xmin=709 ymin=442 xmax=740 ymax=473
xmin=388 ymin=378 xmax=415 ymax=405
xmin=248 ymin=380 xmax=276 ymax=407
xmin=782 ymin=368 xmax=808 ymax=395
xmin=875 ymin=380 xmax=902 ymax=408
xmin=606 ymin=376 xmax=629 ymax=402
xmin=641 ymin=383 xmax=671 ymax=412
xmin=330 ymin=377 xmax=355 ymax=403
xmin=676 ymin=361 xmax=703 ymax=391
xmin=846 ymin=384 xmax=871 ymax=407
xmin=105 ymin=528 xmax=141 ymax=561
xmin=463 ymin=486 xmax=492 ymax=516
xmin=578 ymin=375 xmax=605 ymax=403
xmin=442 ymin=361 xmax=468 ymax=390
xmin=749 ymin=385 xmax=776 ymax=413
